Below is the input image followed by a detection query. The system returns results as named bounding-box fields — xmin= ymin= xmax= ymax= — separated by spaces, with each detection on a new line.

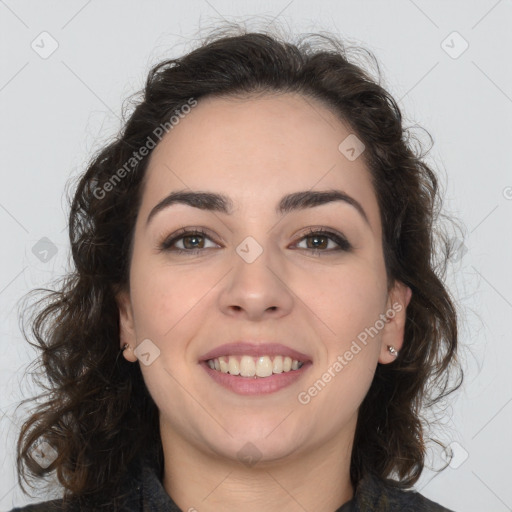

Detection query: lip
xmin=200 ymin=360 xmax=313 ymax=395
xmin=199 ymin=342 xmax=312 ymax=363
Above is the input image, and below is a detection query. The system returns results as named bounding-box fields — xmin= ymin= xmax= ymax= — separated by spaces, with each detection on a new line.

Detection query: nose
xmin=217 ymin=241 xmax=294 ymax=322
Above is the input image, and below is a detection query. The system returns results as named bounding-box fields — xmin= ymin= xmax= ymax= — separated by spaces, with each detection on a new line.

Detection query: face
xmin=117 ymin=92 xmax=411 ymax=467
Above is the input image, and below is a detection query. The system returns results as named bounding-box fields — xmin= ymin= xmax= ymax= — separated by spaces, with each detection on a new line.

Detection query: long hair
xmin=15 ymin=22 xmax=463 ymax=508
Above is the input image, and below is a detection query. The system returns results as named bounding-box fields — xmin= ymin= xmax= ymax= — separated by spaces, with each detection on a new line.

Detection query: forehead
xmin=140 ymin=92 xmax=379 ymax=227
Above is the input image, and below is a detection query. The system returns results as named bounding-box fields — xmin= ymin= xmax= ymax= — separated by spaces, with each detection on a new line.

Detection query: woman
xmin=10 ymin=25 xmax=462 ymax=512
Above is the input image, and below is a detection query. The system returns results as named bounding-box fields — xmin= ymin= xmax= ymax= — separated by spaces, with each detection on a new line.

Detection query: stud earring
xmin=121 ymin=343 xmax=130 ymax=352
xmin=387 ymin=345 xmax=399 ymax=357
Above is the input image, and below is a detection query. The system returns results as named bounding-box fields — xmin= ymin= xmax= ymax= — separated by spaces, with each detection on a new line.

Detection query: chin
xmin=208 ymin=436 xmax=304 ymax=467
xmin=199 ymin=419 xmax=308 ymax=464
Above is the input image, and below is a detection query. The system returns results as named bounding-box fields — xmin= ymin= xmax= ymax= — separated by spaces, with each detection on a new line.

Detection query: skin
xmin=117 ymin=92 xmax=412 ymax=512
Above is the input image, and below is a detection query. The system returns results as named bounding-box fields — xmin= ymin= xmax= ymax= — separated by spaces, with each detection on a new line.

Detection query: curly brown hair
xmin=15 ymin=23 xmax=463 ymax=509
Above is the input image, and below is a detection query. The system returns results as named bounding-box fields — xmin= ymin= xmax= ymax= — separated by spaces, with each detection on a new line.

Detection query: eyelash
xmin=158 ymin=227 xmax=352 ymax=255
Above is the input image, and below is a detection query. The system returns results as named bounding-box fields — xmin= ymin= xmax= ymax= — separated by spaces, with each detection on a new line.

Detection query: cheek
xmin=127 ymin=262 xmax=214 ymax=415
xmin=297 ymin=262 xmax=387 ymax=343
xmin=129 ymin=256 xmax=220 ymax=348
xmin=295 ymin=267 xmax=386 ymax=427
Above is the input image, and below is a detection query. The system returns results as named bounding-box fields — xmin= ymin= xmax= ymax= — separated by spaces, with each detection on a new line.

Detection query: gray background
xmin=1 ymin=1 xmax=511 ymax=510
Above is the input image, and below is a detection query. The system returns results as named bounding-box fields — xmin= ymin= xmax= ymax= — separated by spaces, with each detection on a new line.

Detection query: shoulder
xmin=9 ymin=452 xmax=148 ymax=512
xmin=8 ymin=489 xmax=141 ymax=512
xmin=356 ymin=472 xmax=455 ymax=512
xmin=8 ymin=494 xmax=137 ymax=512
xmin=8 ymin=499 xmax=67 ymax=511
xmin=386 ymin=487 xmax=454 ymax=512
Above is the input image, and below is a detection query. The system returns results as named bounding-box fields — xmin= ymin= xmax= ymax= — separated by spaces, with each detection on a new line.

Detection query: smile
xmin=207 ymin=355 xmax=305 ymax=378
xmin=200 ymin=341 xmax=312 ymax=395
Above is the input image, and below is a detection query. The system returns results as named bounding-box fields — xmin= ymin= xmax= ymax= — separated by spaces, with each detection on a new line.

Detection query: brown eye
xmin=293 ymin=228 xmax=352 ymax=253
xmin=304 ymin=233 xmax=330 ymax=250
xmin=180 ymin=234 xmax=206 ymax=249
xmin=159 ymin=229 xmax=219 ymax=254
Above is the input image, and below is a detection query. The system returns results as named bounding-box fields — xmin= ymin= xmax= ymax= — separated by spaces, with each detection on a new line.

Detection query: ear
xmin=116 ymin=289 xmax=138 ymax=363
xmin=378 ymin=281 xmax=412 ymax=364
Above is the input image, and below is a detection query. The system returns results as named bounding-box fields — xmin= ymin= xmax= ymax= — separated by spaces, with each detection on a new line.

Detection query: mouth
xmin=199 ymin=342 xmax=312 ymax=395
xmin=206 ymin=354 xmax=304 ymax=377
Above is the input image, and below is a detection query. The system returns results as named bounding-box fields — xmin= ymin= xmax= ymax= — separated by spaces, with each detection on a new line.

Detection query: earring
xmin=122 ymin=343 xmax=130 ymax=352
xmin=387 ymin=345 xmax=399 ymax=357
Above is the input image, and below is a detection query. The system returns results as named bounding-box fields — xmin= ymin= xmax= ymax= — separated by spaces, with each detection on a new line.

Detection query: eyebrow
xmin=146 ymin=189 xmax=370 ymax=227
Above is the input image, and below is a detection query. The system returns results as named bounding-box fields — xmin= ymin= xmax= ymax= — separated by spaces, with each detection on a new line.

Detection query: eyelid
xmin=158 ymin=226 xmax=352 ymax=254
xmin=157 ymin=227 xmax=221 ymax=253
xmin=290 ymin=226 xmax=352 ymax=252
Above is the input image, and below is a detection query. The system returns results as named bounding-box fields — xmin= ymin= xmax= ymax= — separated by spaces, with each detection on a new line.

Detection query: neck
xmin=160 ymin=421 xmax=355 ymax=512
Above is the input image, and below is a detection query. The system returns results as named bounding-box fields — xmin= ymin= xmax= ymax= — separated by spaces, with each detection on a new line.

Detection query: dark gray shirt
xmin=9 ymin=456 xmax=454 ymax=511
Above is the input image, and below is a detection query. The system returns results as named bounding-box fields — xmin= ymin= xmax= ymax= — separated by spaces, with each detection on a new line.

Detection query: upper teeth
xmin=207 ymin=355 xmax=304 ymax=378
